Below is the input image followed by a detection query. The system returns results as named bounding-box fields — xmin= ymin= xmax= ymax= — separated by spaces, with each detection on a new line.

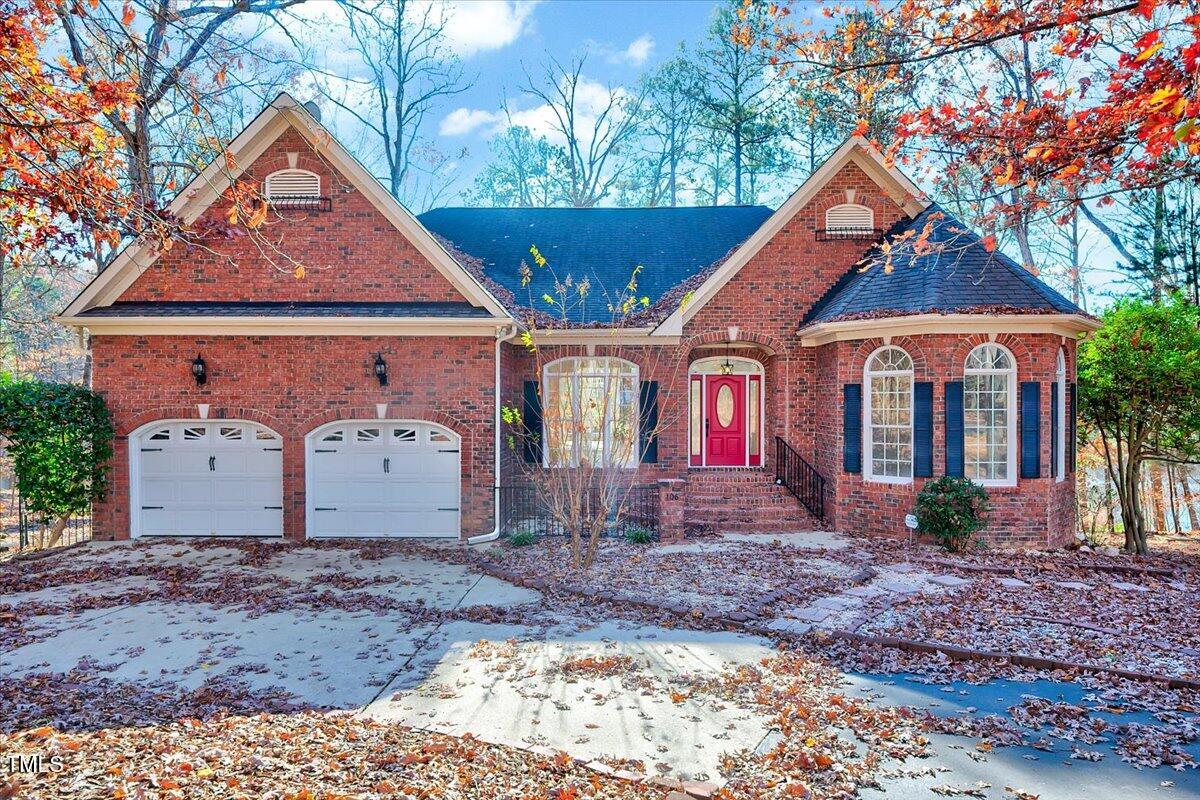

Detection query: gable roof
xmin=803 ymin=203 xmax=1084 ymax=325
xmin=419 ymin=206 xmax=774 ymax=324
xmin=650 ymin=136 xmax=929 ymax=336
xmin=59 ymin=93 xmax=510 ymax=323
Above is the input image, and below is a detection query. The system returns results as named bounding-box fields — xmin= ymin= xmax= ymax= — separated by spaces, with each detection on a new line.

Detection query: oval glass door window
xmin=716 ymin=384 xmax=735 ymax=427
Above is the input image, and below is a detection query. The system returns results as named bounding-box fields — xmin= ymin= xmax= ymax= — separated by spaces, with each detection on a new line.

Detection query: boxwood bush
xmin=914 ymin=476 xmax=990 ymax=552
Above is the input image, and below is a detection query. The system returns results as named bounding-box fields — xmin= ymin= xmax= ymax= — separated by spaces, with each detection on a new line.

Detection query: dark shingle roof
xmin=79 ymin=301 xmax=490 ymax=318
xmin=803 ymin=204 xmax=1083 ymax=325
xmin=419 ymin=206 xmax=774 ymax=323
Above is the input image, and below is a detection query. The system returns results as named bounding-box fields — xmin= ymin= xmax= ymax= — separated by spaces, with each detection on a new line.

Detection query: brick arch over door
xmin=683 ymin=329 xmax=785 ymax=358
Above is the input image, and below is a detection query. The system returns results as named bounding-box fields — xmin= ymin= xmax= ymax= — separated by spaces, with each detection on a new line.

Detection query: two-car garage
xmin=129 ymin=419 xmax=462 ymax=539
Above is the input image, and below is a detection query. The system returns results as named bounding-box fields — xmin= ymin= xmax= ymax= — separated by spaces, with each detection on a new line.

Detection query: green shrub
xmin=507 ymin=529 xmax=536 ymax=547
xmin=623 ymin=525 xmax=654 ymax=545
xmin=914 ymin=476 xmax=990 ymax=552
xmin=0 ymin=377 xmax=113 ymax=548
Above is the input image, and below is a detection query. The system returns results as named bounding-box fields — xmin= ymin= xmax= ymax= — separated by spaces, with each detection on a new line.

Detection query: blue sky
xmin=289 ymin=0 xmax=723 ymax=204
xmin=275 ymin=0 xmax=1128 ymax=304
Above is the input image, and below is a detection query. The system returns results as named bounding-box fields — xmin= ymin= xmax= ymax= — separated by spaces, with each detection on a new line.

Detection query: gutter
xmin=468 ymin=323 xmax=520 ymax=545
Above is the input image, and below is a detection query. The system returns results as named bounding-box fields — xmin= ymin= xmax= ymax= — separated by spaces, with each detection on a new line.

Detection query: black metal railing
xmin=269 ymin=195 xmax=332 ymax=212
xmin=499 ymin=483 xmax=659 ymax=539
xmin=774 ymin=436 xmax=826 ymax=521
xmin=815 ymin=226 xmax=884 ymax=241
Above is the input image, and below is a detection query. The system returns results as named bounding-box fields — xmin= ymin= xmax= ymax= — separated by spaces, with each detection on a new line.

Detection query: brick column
xmin=657 ymin=478 xmax=685 ymax=543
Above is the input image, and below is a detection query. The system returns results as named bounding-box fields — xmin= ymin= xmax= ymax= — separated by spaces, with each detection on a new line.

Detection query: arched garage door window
xmin=306 ymin=420 xmax=461 ymax=539
xmin=130 ymin=420 xmax=283 ymax=538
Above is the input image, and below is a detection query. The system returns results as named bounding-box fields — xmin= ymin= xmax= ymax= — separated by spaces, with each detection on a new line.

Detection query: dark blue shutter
xmin=1020 ymin=381 xmax=1041 ymax=479
xmin=1069 ymin=382 xmax=1078 ymax=472
xmin=1050 ymin=381 xmax=1060 ymax=479
xmin=522 ymin=380 xmax=541 ymax=463
xmin=843 ymin=383 xmax=862 ymax=473
xmin=945 ymin=382 xmax=964 ymax=477
xmin=914 ymin=381 xmax=933 ymax=478
xmin=639 ymin=380 xmax=659 ymax=463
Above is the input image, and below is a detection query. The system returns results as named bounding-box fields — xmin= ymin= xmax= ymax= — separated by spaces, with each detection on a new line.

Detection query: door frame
xmin=688 ymin=356 xmax=764 ymax=468
xmin=303 ymin=418 xmax=462 ymax=539
xmin=127 ymin=418 xmax=284 ymax=539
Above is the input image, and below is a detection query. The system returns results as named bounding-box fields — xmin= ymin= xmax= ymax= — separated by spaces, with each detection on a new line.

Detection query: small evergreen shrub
xmin=623 ymin=525 xmax=654 ymax=545
xmin=507 ymin=529 xmax=536 ymax=547
xmin=914 ymin=476 xmax=990 ymax=552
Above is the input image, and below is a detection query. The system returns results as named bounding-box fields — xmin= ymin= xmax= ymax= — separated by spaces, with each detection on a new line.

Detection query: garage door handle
xmin=314 ymin=507 xmax=337 ymax=511
xmin=209 ymin=455 xmax=215 ymax=471
xmin=383 ymin=457 xmax=390 ymax=474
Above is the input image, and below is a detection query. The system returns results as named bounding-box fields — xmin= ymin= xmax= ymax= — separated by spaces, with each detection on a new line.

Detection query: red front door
xmin=705 ymin=374 xmax=746 ymax=466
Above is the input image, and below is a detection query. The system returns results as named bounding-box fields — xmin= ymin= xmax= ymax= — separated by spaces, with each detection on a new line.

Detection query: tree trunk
xmin=1118 ymin=458 xmax=1149 ymax=554
xmin=1148 ymin=461 xmax=1168 ymax=534
xmin=1181 ymin=466 xmax=1200 ymax=533
xmin=44 ymin=514 xmax=71 ymax=550
xmin=733 ymin=130 xmax=743 ymax=205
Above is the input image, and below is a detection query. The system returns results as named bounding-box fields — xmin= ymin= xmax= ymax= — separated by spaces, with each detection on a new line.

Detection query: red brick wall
xmin=91 ymin=334 xmax=496 ymax=541
xmin=815 ymin=333 xmax=1078 ymax=548
xmin=120 ymin=127 xmax=466 ymax=304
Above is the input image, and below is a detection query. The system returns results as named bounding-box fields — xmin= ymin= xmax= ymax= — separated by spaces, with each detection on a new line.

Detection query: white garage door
xmin=308 ymin=421 xmax=460 ymax=538
xmin=133 ymin=421 xmax=284 ymax=538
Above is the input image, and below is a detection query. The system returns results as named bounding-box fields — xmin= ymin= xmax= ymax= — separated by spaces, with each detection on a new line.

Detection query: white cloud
xmin=444 ymin=1 xmax=540 ymax=57
xmin=439 ymin=107 xmax=504 ymax=136
xmin=610 ymin=34 xmax=654 ymax=66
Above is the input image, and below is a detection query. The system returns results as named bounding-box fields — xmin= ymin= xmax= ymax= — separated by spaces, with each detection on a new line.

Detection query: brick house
xmin=58 ymin=94 xmax=1097 ymax=547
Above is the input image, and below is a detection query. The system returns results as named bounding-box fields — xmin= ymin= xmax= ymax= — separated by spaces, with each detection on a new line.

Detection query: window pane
xmin=749 ymin=379 xmax=760 ymax=457
xmin=690 ymin=379 xmax=702 ymax=458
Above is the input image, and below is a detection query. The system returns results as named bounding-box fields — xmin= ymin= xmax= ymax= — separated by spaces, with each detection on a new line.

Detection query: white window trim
xmin=1055 ymin=349 xmax=1067 ymax=482
xmin=687 ymin=356 xmax=766 ymax=468
xmin=963 ymin=343 xmax=1018 ymax=488
xmin=863 ymin=346 xmax=914 ymax=485
xmin=541 ymin=356 xmax=639 ymax=469
xmin=264 ymin=168 xmax=321 ymax=200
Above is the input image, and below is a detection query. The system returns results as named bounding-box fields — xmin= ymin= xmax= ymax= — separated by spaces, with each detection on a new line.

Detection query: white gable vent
xmin=823 ymin=203 xmax=875 ymax=239
xmin=264 ymin=169 xmax=328 ymax=211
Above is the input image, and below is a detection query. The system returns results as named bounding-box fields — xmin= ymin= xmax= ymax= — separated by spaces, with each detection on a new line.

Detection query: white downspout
xmin=468 ymin=324 xmax=518 ymax=545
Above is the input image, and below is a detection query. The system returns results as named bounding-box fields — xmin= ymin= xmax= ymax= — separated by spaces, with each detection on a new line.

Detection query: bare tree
xmin=311 ymin=0 xmax=471 ymax=208
xmin=522 ymin=57 xmax=644 ymax=208
xmin=55 ymin=0 xmax=312 ymax=212
xmin=504 ymin=253 xmax=682 ymax=571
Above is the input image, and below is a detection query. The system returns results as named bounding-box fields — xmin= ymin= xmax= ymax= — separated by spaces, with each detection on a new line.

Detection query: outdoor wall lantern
xmin=191 ymin=354 xmax=207 ymax=386
xmin=720 ymin=351 xmax=734 ymax=375
xmin=373 ymin=353 xmax=389 ymax=386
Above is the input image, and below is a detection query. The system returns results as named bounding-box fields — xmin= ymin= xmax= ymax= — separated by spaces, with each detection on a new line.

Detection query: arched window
xmin=264 ymin=169 xmax=322 ymax=208
xmin=1055 ymin=349 xmax=1067 ymax=482
xmin=964 ymin=344 xmax=1017 ymax=485
xmin=542 ymin=357 xmax=639 ymax=468
xmin=864 ymin=346 xmax=913 ymax=482
xmin=824 ymin=203 xmax=875 ymax=237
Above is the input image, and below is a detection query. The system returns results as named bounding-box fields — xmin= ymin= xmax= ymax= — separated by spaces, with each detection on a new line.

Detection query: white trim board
xmin=54 ymin=315 xmax=508 ymax=337
xmin=797 ymin=313 xmax=1100 ymax=346
xmin=651 ymin=137 xmax=928 ymax=337
xmin=61 ymin=92 xmax=511 ymax=323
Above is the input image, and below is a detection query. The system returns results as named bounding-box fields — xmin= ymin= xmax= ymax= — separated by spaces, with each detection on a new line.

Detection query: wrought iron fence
xmin=0 ymin=457 xmax=92 ymax=554
xmin=499 ymin=483 xmax=659 ymax=540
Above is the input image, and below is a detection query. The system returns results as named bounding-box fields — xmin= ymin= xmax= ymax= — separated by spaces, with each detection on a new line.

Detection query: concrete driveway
xmin=0 ymin=540 xmax=778 ymax=781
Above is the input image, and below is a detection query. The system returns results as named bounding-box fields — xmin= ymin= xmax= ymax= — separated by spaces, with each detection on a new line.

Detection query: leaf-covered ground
xmin=3 ymin=533 xmax=1200 ymax=798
